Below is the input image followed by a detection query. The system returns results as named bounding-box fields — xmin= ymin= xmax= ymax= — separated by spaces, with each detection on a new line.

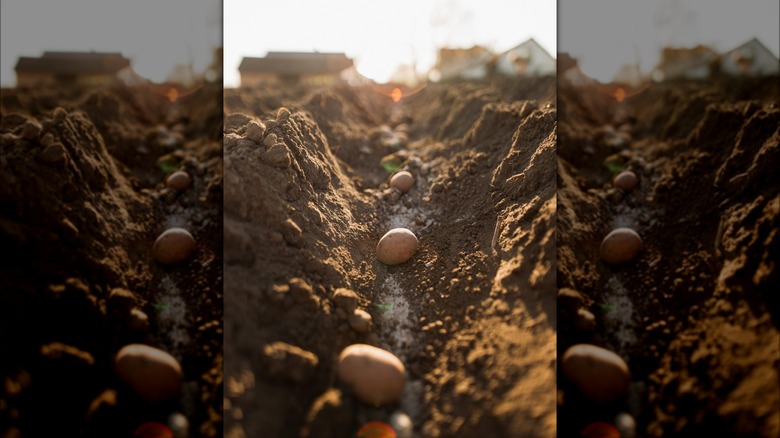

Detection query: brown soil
xmin=557 ymin=76 xmax=780 ymax=437
xmin=0 ymin=83 xmax=223 ymax=437
xmin=223 ymin=77 xmax=557 ymax=437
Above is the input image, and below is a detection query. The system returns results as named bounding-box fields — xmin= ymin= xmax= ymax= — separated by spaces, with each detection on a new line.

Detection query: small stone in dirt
xmin=289 ymin=278 xmax=314 ymax=303
xmin=263 ymin=133 xmax=278 ymax=147
xmin=574 ymin=308 xmax=596 ymax=332
xmin=276 ymin=107 xmax=291 ymax=121
xmin=108 ymin=288 xmax=137 ymax=312
xmin=262 ymin=342 xmax=318 ymax=384
xmin=376 ymin=228 xmax=419 ymax=265
xmin=337 ymin=344 xmax=405 ymax=406
xmin=600 ymin=228 xmax=642 ymax=265
xmin=389 ymin=171 xmax=415 ymax=193
xmin=167 ymin=412 xmax=189 ymax=438
xmin=388 ymin=411 xmax=413 ymax=438
xmin=114 ymin=344 xmax=183 ymax=403
xmin=561 ymin=344 xmax=630 ymax=403
xmin=614 ymin=412 xmax=636 ymax=438
xmin=348 ymin=309 xmax=372 ymax=333
xmin=53 ymin=107 xmax=68 ymax=121
xmin=333 ymin=288 xmax=359 ymax=313
xmin=281 ymin=218 xmax=304 ymax=246
xmin=128 ymin=308 xmax=149 ymax=332
xmin=613 ymin=170 xmax=638 ymax=191
xmin=40 ymin=132 xmax=55 ymax=147
xmin=264 ymin=143 xmax=292 ymax=168
xmin=152 ymin=228 xmax=196 ymax=264
xmin=166 ymin=170 xmax=192 ymax=191
xmin=557 ymin=288 xmax=584 ymax=310
xmin=20 ymin=120 xmax=42 ymax=140
xmin=245 ymin=121 xmax=266 ymax=143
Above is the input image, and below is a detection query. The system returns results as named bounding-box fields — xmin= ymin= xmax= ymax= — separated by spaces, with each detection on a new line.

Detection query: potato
xmin=600 ymin=228 xmax=642 ymax=264
xmin=389 ymin=171 xmax=415 ymax=193
xmin=376 ymin=228 xmax=418 ymax=265
xmin=153 ymin=228 xmax=196 ymax=264
xmin=166 ymin=171 xmax=191 ymax=191
xmin=561 ymin=344 xmax=630 ymax=402
xmin=613 ymin=170 xmax=638 ymax=191
xmin=114 ymin=344 xmax=183 ymax=403
xmin=337 ymin=344 xmax=405 ymax=406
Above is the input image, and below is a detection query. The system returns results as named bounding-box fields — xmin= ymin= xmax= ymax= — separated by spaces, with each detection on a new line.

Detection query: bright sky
xmin=559 ymin=0 xmax=780 ymax=83
xmin=224 ymin=0 xmax=557 ymax=87
xmin=1 ymin=0 xmax=220 ymax=87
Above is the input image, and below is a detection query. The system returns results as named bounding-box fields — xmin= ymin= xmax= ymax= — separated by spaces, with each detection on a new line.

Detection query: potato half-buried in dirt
xmin=376 ymin=228 xmax=418 ymax=265
xmin=114 ymin=344 xmax=183 ymax=403
xmin=389 ymin=171 xmax=415 ymax=193
xmin=562 ymin=344 xmax=630 ymax=403
xmin=337 ymin=344 xmax=406 ymax=406
xmin=600 ymin=227 xmax=642 ymax=265
xmin=153 ymin=227 xmax=196 ymax=264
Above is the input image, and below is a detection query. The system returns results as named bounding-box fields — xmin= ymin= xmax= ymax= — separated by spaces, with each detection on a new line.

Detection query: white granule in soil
xmin=602 ymin=275 xmax=638 ymax=354
xmin=376 ymin=276 xmax=416 ymax=361
xmin=156 ymin=275 xmax=191 ymax=358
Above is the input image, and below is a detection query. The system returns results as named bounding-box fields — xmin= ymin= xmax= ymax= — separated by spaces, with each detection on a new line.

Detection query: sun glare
xmin=391 ymin=87 xmax=402 ymax=102
xmin=355 ymin=55 xmax=406 ymax=84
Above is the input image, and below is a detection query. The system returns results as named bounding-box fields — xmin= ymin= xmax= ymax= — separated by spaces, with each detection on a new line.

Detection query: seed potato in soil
xmin=557 ymin=76 xmax=779 ymax=437
xmin=224 ymin=77 xmax=556 ymax=437
xmin=0 ymin=82 xmax=223 ymax=437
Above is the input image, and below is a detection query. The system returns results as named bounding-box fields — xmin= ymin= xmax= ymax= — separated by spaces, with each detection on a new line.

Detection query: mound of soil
xmin=0 ymin=82 xmax=223 ymax=437
xmin=557 ymin=76 xmax=780 ymax=437
xmin=223 ymin=76 xmax=556 ymax=437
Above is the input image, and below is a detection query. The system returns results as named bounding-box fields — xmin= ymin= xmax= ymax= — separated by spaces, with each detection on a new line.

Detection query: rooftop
xmin=15 ymin=51 xmax=131 ymax=75
xmin=239 ymin=52 xmax=353 ymax=75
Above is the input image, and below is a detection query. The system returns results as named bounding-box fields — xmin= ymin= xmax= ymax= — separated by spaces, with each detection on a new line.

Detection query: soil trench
xmin=224 ymin=77 xmax=557 ymax=438
xmin=1 ymin=83 xmax=224 ymax=437
xmin=557 ymin=77 xmax=780 ymax=437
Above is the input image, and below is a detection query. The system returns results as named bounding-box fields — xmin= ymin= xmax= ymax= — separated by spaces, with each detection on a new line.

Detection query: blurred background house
xmin=238 ymin=52 xmax=355 ymax=87
xmin=652 ymin=38 xmax=779 ymax=81
xmin=429 ymin=45 xmax=493 ymax=81
xmin=652 ymin=45 xmax=717 ymax=81
xmin=430 ymin=38 xmax=555 ymax=82
xmin=495 ymin=38 xmax=556 ymax=77
xmin=719 ymin=38 xmax=779 ymax=77
xmin=14 ymin=51 xmax=139 ymax=87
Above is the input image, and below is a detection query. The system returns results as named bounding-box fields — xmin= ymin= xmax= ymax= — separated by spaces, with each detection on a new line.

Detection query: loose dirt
xmin=0 ymin=82 xmax=223 ymax=437
xmin=224 ymin=76 xmax=557 ymax=438
xmin=557 ymin=76 xmax=779 ymax=437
